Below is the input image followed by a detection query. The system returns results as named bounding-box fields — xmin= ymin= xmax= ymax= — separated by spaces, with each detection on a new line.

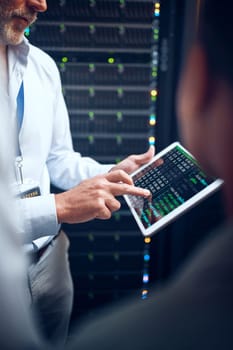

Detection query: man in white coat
xmin=0 ymin=0 xmax=154 ymax=344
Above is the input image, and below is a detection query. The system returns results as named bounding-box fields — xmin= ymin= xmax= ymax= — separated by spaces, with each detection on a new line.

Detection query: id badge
xmin=17 ymin=179 xmax=41 ymax=199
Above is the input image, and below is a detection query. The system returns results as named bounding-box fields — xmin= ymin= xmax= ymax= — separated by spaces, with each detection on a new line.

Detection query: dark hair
xmin=198 ymin=0 xmax=233 ymax=85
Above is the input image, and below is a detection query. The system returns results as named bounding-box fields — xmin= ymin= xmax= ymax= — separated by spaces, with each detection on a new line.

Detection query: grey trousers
xmin=27 ymin=231 xmax=74 ymax=346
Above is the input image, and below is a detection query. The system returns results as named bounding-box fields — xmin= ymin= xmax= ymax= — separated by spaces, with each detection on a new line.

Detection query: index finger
xmin=109 ymin=182 xmax=151 ymax=198
xmin=106 ymin=169 xmax=133 ymax=185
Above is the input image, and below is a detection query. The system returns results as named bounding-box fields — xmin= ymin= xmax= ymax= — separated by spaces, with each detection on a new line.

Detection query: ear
xmin=177 ymin=44 xmax=210 ymax=121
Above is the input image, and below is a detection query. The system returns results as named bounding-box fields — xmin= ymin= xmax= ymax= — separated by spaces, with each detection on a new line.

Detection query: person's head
xmin=177 ymin=0 xmax=233 ymax=186
xmin=0 ymin=0 xmax=47 ymax=46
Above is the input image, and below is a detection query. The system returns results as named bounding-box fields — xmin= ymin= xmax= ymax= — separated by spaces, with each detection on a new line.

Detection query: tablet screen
xmin=124 ymin=142 xmax=223 ymax=236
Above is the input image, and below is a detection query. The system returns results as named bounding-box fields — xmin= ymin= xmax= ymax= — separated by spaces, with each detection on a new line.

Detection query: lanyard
xmin=15 ymin=82 xmax=41 ymax=197
xmin=15 ymin=82 xmax=24 ymax=184
xmin=17 ymin=82 xmax=24 ymax=134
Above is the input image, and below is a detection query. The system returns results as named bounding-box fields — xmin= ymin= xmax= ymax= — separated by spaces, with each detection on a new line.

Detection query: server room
xmin=0 ymin=0 xmax=232 ymax=349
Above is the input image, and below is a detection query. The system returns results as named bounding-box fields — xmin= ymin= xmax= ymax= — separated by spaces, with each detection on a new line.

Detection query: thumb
xmin=134 ymin=145 xmax=155 ymax=165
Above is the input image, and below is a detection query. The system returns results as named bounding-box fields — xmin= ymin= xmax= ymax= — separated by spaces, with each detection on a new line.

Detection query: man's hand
xmin=55 ymin=170 xmax=151 ymax=224
xmin=110 ymin=145 xmax=155 ymax=174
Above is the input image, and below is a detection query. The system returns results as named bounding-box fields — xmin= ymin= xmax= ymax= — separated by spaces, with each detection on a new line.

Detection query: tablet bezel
xmin=124 ymin=142 xmax=223 ymax=236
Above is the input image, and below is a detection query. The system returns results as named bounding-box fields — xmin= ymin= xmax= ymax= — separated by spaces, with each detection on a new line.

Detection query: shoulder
xmin=170 ymin=220 xmax=233 ymax=296
xmin=27 ymin=43 xmax=60 ymax=82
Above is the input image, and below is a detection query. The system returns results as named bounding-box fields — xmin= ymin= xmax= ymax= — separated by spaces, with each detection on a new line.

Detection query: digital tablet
xmin=124 ymin=142 xmax=223 ymax=236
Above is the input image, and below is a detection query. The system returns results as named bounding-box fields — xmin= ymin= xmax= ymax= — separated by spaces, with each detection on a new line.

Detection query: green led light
xmin=151 ymin=96 xmax=157 ymax=102
xmin=108 ymin=57 xmax=115 ymax=64
xmin=59 ymin=23 xmax=65 ymax=32
xmin=88 ymin=233 xmax=95 ymax=241
xmin=62 ymin=56 xmax=68 ymax=63
xmin=88 ymin=111 xmax=95 ymax=120
xmin=117 ymin=88 xmax=123 ymax=96
xmin=88 ymin=135 xmax=94 ymax=143
xmin=88 ymin=253 xmax=94 ymax=261
xmin=89 ymin=87 xmax=95 ymax=96
xmin=152 ymin=71 xmax=157 ymax=77
xmin=116 ymin=135 xmax=122 ymax=144
xmin=119 ymin=25 xmax=125 ymax=35
xmin=118 ymin=64 xmax=124 ymax=73
xmin=116 ymin=111 xmax=123 ymax=121
xmin=89 ymin=24 xmax=95 ymax=33
xmin=89 ymin=63 xmax=95 ymax=70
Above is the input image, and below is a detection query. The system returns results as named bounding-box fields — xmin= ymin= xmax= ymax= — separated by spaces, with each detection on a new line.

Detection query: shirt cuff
xmin=19 ymin=193 xmax=60 ymax=244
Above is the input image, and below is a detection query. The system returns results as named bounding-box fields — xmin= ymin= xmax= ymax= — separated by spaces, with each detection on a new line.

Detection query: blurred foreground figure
xmin=0 ymin=89 xmax=42 ymax=350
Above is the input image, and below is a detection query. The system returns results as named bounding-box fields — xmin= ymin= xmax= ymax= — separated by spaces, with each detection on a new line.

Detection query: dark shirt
xmin=68 ymin=220 xmax=233 ymax=350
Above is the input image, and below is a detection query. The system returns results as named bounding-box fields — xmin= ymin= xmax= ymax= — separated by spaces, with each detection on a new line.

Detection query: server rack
xmin=149 ymin=0 xmax=225 ymax=282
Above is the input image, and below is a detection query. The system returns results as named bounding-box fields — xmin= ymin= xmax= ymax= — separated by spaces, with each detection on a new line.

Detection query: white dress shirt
xmin=9 ymin=38 xmax=112 ymax=250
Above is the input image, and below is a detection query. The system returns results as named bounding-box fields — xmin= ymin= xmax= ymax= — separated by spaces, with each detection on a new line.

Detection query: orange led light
xmin=151 ymin=89 xmax=158 ymax=97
